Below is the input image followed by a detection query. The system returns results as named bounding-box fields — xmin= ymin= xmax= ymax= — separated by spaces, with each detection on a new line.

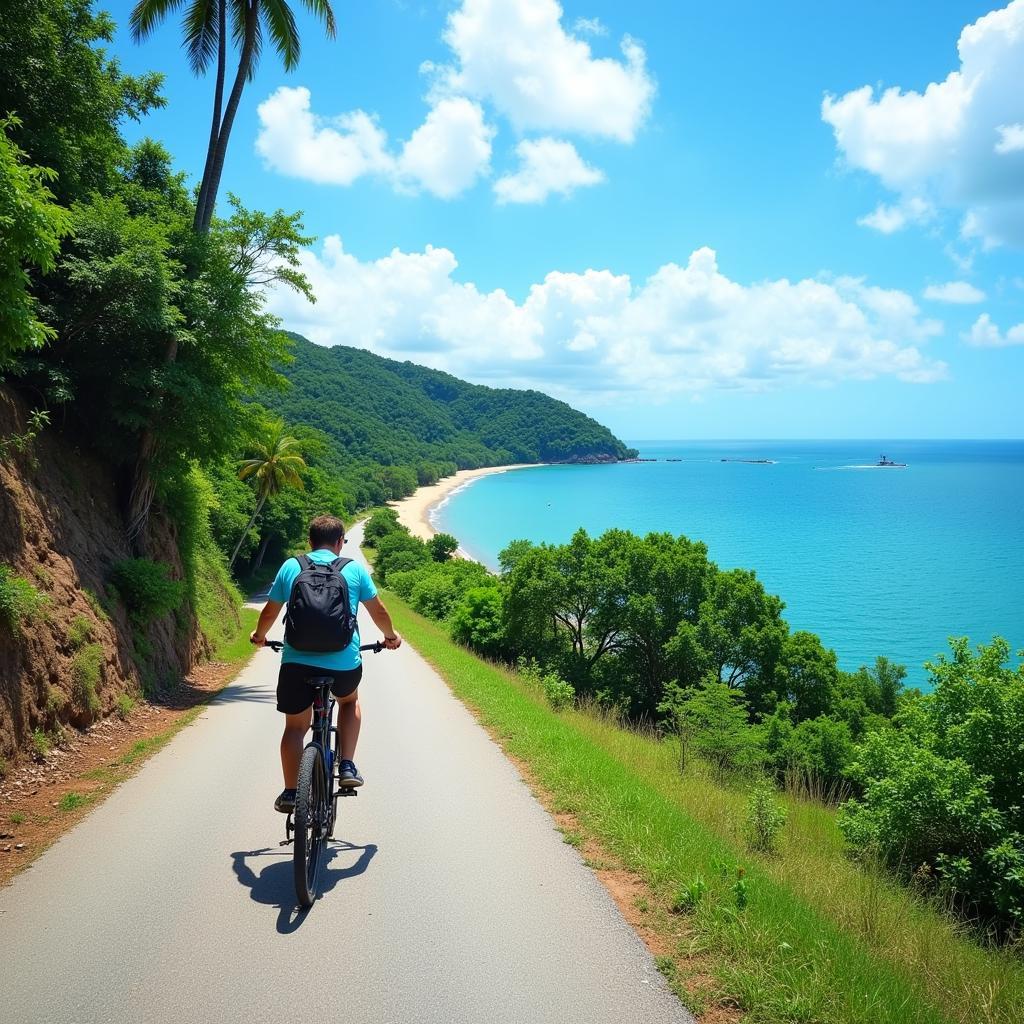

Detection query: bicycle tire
xmin=293 ymin=744 xmax=326 ymax=908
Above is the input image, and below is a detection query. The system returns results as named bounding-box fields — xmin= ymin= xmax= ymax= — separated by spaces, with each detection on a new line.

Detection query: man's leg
xmin=280 ymin=707 xmax=312 ymax=788
xmin=337 ymin=691 xmax=361 ymax=761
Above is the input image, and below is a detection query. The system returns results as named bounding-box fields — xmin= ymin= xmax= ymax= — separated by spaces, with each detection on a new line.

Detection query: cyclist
xmin=250 ymin=515 xmax=401 ymax=813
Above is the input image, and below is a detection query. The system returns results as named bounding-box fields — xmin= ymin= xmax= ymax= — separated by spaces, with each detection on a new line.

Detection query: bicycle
xmin=265 ymin=639 xmax=385 ymax=908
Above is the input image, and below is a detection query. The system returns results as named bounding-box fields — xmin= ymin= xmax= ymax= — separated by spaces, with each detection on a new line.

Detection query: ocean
xmin=432 ymin=441 xmax=1024 ymax=684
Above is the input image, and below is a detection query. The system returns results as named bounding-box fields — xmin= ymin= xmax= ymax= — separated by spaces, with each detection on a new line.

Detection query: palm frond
xmin=182 ymin=0 xmax=220 ymax=74
xmin=130 ymin=0 xmax=187 ymax=42
xmin=262 ymin=0 xmax=301 ymax=71
xmin=301 ymin=0 xmax=336 ymax=38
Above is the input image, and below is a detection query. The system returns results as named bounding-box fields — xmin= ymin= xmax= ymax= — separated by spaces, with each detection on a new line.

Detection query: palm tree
xmin=229 ymin=423 xmax=307 ymax=569
xmin=129 ymin=0 xmax=337 ymax=233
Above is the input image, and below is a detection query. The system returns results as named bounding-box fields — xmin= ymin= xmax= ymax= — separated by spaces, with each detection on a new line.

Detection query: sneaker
xmin=338 ymin=760 xmax=364 ymax=788
xmin=274 ymin=788 xmax=297 ymax=813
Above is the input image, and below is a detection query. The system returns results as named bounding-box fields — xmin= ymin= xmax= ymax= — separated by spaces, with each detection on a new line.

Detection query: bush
xmin=449 ymin=586 xmax=508 ymax=658
xmin=32 ymin=729 xmax=50 ymax=758
xmin=839 ymin=638 xmax=1024 ymax=933
xmin=363 ymin=508 xmax=401 ymax=547
xmin=116 ymin=694 xmax=136 ymax=720
xmin=671 ymin=876 xmax=707 ymax=913
xmin=67 ymin=614 xmax=94 ymax=649
xmin=0 ymin=565 xmax=48 ymax=628
xmin=109 ymin=558 xmax=185 ymax=625
xmin=543 ymin=672 xmax=575 ymax=711
xmin=745 ymin=779 xmax=787 ymax=854
xmin=71 ymin=643 xmax=104 ymax=715
xmin=83 ymin=588 xmax=111 ymax=622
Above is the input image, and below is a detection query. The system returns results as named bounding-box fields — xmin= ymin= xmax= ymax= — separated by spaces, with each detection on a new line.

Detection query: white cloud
xmin=494 ymin=138 xmax=604 ymax=203
xmin=256 ymin=87 xmax=493 ymax=199
xmin=573 ymin=16 xmax=608 ymax=37
xmin=396 ymin=97 xmax=494 ymax=198
xmin=267 ymin=240 xmax=947 ymax=399
xmin=823 ymin=1 xmax=1024 ymax=246
xmin=923 ymin=281 xmax=986 ymax=303
xmin=963 ymin=312 xmax=1024 ymax=346
xmin=858 ymin=196 xmax=934 ymax=234
xmin=433 ymin=0 xmax=655 ymax=143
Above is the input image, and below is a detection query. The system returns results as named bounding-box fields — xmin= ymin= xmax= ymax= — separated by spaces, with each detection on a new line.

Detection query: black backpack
xmin=284 ymin=556 xmax=357 ymax=653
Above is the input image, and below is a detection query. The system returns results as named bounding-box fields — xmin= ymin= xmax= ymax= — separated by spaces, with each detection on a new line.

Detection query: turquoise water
xmin=434 ymin=441 xmax=1024 ymax=682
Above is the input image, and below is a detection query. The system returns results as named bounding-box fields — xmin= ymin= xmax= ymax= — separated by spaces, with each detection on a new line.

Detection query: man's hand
xmin=384 ymin=633 xmax=402 ymax=651
xmin=250 ymin=630 xmax=266 ymax=647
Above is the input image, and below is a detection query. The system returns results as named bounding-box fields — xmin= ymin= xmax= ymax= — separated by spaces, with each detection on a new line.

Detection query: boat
xmin=876 ymin=454 xmax=907 ymax=467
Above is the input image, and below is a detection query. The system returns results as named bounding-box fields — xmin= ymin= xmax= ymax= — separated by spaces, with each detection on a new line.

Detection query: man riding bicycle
xmin=250 ymin=515 xmax=401 ymax=813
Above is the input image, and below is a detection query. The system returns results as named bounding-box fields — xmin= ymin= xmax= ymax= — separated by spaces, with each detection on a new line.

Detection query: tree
xmin=130 ymin=0 xmax=337 ymax=232
xmin=429 ymin=532 xmax=459 ymax=562
xmin=778 ymin=630 xmax=840 ymax=722
xmin=0 ymin=119 xmax=71 ymax=364
xmin=229 ymin=421 xmax=306 ymax=567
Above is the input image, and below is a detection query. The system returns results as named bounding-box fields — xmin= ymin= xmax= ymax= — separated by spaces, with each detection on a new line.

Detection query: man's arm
xmin=250 ymin=600 xmax=284 ymax=646
xmin=363 ymin=595 xmax=402 ymax=649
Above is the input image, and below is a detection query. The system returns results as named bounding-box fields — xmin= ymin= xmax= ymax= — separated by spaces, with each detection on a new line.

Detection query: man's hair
xmin=309 ymin=515 xmax=346 ymax=549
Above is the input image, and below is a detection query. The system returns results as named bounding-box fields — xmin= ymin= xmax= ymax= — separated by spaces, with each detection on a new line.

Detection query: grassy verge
xmin=383 ymin=590 xmax=1024 ymax=1024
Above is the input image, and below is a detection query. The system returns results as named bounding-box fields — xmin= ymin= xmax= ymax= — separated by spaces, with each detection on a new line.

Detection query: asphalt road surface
xmin=0 ymin=525 xmax=692 ymax=1024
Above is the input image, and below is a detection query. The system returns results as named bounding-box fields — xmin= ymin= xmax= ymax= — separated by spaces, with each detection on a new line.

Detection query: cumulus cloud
xmin=858 ymin=196 xmax=934 ymax=234
xmin=963 ymin=312 xmax=1024 ymax=346
xmin=256 ymin=88 xmax=493 ymax=199
xmin=494 ymin=138 xmax=604 ymax=203
xmin=923 ymin=281 xmax=986 ymax=303
xmin=434 ymin=0 xmax=654 ymax=143
xmin=573 ymin=16 xmax=608 ymax=37
xmin=823 ymin=0 xmax=1024 ymax=246
xmin=266 ymin=240 xmax=947 ymax=398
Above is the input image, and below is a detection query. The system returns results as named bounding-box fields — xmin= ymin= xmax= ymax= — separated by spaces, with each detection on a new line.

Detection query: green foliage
xmin=115 ymin=693 xmax=136 ymax=719
xmin=363 ymin=507 xmax=401 ymax=547
xmin=839 ymin=638 xmax=1024 ymax=934
xmin=0 ymin=408 xmax=51 ymax=463
xmin=671 ymin=876 xmax=707 ymax=913
xmin=428 ymin=532 xmax=459 ymax=562
xmin=67 ymin=614 xmax=94 ymax=649
xmin=110 ymin=558 xmax=184 ymax=625
xmin=58 ymin=791 xmax=88 ymax=812
xmin=71 ymin=642 xmax=103 ymax=715
xmin=449 ymin=586 xmax=508 ymax=658
xmin=542 ymin=672 xmax=575 ymax=711
xmin=83 ymin=588 xmax=111 ymax=622
xmin=669 ymin=680 xmax=764 ymax=779
xmin=0 ymin=566 xmax=48 ymax=628
xmin=745 ymin=779 xmax=788 ymax=853
xmin=32 ymin=729 xmax=50 ymax=758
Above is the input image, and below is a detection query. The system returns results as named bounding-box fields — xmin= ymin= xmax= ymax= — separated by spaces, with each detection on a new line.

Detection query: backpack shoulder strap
xmin=330 ymin=557 xmax=353 ymax=573
xmin=295 ymin=554 xmax=313 ymax=572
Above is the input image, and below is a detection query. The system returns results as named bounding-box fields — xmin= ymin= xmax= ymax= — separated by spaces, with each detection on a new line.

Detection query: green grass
xmin=115 ymin=694 xmax=136 ymax=720
xmin=9 ymin=811 xmax=26 ymax=825
xmin=214 ymin=607 xmax=260 ymax=662
xmin=67 ymin=614 xmax=94 ymax=649
xmin=31 ymin=729 xmax=50 ymax=758
xmin=57 ymin=792 xmax=90 ymax=813
xmin=383 ymin=590 xmax=1024 ymax=1024
xmin=83 ymin=588 xmax=111 ymax=623
xmin=0 ymin=566 xmax=48 ymax=628
xmin=71 ymin=643 xmax=103 ymax=716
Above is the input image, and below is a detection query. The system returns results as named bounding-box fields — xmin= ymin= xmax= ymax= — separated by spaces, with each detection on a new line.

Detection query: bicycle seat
xmin=307 ymin=676 xmax=334 ymax=688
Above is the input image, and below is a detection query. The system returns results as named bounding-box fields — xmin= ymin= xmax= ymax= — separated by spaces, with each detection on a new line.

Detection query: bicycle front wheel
xmin=293 ymin=744 xmax=327 ymax=908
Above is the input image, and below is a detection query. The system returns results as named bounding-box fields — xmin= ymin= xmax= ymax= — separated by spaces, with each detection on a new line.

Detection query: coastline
xmin=391 ymin=463 xmax=540 ymax=541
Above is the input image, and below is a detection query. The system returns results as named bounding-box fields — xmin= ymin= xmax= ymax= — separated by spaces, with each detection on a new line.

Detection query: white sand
xmin=391 ymin=464 xmax=539 ymax=541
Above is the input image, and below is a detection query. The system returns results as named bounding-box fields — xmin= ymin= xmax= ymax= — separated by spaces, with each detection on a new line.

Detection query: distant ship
xmin=876 ymin=454 xmax=907 ymax=467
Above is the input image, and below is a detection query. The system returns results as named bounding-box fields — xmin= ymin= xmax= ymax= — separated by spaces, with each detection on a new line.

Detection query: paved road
xmin=0 ymin=525 xmax=691 ymax=1024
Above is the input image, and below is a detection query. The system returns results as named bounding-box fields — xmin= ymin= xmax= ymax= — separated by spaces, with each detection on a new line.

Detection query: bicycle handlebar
xmin=262 ymin=639 xmax=386 ymax=653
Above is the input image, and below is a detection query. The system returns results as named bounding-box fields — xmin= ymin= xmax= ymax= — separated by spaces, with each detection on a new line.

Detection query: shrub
xmin=839 ymin=637 xmax=1024 ymax=933
xmin=32 ymin=729 xmax=50 ymax=758
xmin=116 ymin=694 xmax=136 ymax=720
xmin=363 ymin=508 xmax=402 ymax=547
xmin=543 ymin=672 xmax=575 ymax=711
xmin=58 ymin=792 xmax=88 ymax=812
xmin=83 ymin=587 xmax=111 ymax=623
xmin=0 ymin=565 xmax=48 ymax=628
xmin=46 ymin=686 xmax=67 ymax=716
xmin=671 ymin=876 xmax=707 ymax=913
xmin=109 ymin=558 xmax=184 ymax=625
xmin=745 ymin=779 xmax=787 ymax=854
xmin=71 ymin=643 xmax=104 ymax=715
xmin=449 ymin=586 xmax=508 ymax=658
xmin=67 ymin=614 xmax=94 ymax=649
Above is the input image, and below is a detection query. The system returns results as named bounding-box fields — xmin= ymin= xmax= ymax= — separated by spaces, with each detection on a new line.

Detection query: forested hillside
xmin=265 ymin=333 xmax=637 ymax=468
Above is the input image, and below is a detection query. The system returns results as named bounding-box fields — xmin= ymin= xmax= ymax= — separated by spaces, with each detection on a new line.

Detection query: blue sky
xmin=105 ymin=0 xmax=1023 ymax=438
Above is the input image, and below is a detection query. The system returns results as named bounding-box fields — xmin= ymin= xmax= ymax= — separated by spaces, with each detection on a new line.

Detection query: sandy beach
xmin=392 ymin=464 xmax=539 ymax=541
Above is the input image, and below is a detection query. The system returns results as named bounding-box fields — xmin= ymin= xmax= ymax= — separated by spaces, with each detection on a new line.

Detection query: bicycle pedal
xmin=279 ymin=838 xmax=293 ymax=846
xmin=337 ymin=788 xmax=359 ymax=798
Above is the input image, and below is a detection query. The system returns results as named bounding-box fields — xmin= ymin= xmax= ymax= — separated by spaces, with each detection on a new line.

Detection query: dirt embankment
xmin=0 ymin=387 xmax=207 ymax=769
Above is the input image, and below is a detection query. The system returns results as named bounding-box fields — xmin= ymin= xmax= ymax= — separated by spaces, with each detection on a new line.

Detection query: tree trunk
xmin=193 ymin=0 xmax=227 ymax=232
xmin=229 ymin=490 xmax=268 ymax=569
xmin=199 ymin=0 xmax=257 ymax=233
xmin=125 ymin=428 xmax=158 ymax=553
xmin=252 ymin=533 xmax=271 ymax=572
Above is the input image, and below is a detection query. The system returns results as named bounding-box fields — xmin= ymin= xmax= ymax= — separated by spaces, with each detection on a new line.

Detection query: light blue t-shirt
xmin=268 ymin=549 xmax=377 ymax=670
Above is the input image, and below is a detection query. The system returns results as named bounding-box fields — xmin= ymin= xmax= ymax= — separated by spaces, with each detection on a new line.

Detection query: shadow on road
xmin=230 ymin=841 xmax=378 ymax=933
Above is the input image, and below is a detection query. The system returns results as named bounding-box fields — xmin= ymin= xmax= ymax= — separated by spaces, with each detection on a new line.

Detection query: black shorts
xmin=276 ymin=662 xmax=363 ymax=715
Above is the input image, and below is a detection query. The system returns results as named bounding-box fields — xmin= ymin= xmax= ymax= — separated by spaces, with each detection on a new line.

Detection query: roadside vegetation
xmin=362 ymin=509 xmax=1024 ymax=948
xmin=381 ymin=590 xmax=1024 ymax=1024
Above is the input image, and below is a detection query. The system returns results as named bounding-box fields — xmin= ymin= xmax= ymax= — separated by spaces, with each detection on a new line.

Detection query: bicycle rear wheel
xmin=293 ymin=744 xmax=327 ymax=908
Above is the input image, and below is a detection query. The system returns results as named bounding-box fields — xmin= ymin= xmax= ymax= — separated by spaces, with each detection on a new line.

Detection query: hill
xmin=264 ymin=334 xmax=637 ymax=469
